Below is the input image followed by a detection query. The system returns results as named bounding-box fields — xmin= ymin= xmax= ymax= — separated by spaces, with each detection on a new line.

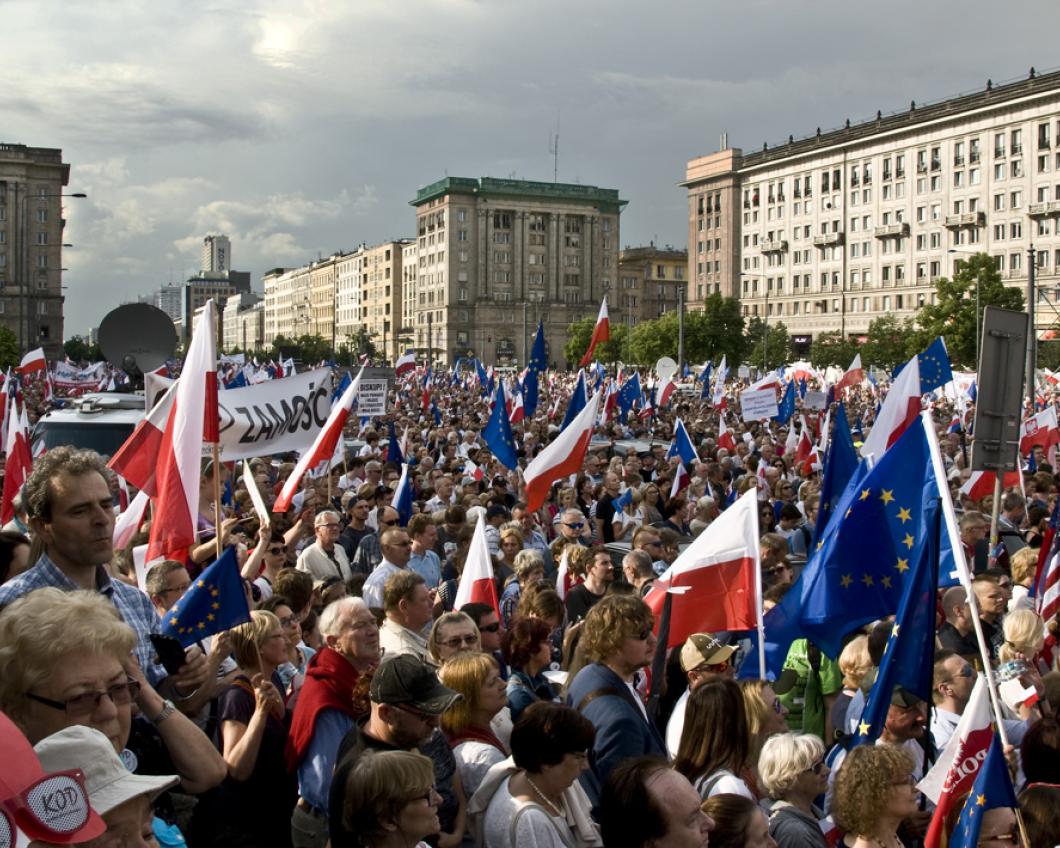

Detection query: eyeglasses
xmin=955 ymin=664 xmax=975 ymax=679
xmin=564 ymin=522 xmax=584 ymax=529
xmin=278 ymin=616 xmax=299 ymax=628
xmin=161 ymin=582 xmax=191 ymax=596
xmin=479 ymin=623 xmax=501 ymax=633
xmin=268 ymin=546 xmax=287 ymax=555
xmin=0 ymin=769 xmax=92 ymax=846
xmin=26 ymin=679 xmax=141 ymax=718
xmin=439 ymin=634 xmax=480 ymax=649
xmin=318 ymin=523 xmax=341 ymax=530
xmin=805 ymin=760 xmax=826 ymax=775
xmin=408 ymin=787 xmax=439 ymax=807
xmin=390 ymin=540 xmax=412 ymax=547
xmin=634 ymin=624 xmax=654 ymax=641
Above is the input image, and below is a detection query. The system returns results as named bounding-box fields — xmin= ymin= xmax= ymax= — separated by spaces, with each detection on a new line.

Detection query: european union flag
xmin=475 ymin=358 xmax=491 ymax=395
xmin=893 ymin=336 xmax=953 ymax=393
xmin=161 ymin=547 xmax=250 ymax=648
xmin=667 ymin=418 xmax=698 ymax=466
xmin=387 ymin=421 xmax=404 ymax=465
xmin=773 ymin=380 xmax=795 ymax=425
xmin=967 ymin=380 xmax=977 ymax=402
xmin=700 ymin=361 xmax=713 ymax=387
xmin=618 ymin=373 xmax=642 ymax=423
xmin=393 ymin=463 xmax=414 ymax=526
xmin=431 ymin=401 xmax=442 ymax=426
xmin=611 ymin=488 xmax=633 ymax=512
xmin=741 ymin=416 xmax=940 ymax=678
xmin=560 ymin=371 xmax=588 ymax=431
xmin=814 ymin=402 xmax=859 ymax=548
xmin=484 ymin=382 xmax=518 ymax=470
xmin=332 ymin=371 xmax=352 ymax=403
xmin=525 ymin=322 xmax=547 ymax=417
xmin=529 ymin=321 xmax=548 ymax=371
xmin=851 ymin=500 xmax=939 ymax=746
xmin=947 ymin=732 xmax=1018 ymax=848
xmin=224 ymin=371 xmax=247 ymax=389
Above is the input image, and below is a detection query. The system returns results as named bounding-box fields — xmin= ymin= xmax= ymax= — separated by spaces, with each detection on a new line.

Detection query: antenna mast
xmin=549 ymin=111 xmax=560 ymax=182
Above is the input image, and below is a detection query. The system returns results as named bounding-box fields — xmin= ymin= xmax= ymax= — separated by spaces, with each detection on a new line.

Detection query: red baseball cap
xmin=0 ymin=711 xmax=106 ymax=845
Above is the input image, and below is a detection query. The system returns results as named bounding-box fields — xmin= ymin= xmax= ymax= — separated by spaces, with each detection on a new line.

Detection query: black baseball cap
xmin=369 ymin=655 xmax=462 ymax=714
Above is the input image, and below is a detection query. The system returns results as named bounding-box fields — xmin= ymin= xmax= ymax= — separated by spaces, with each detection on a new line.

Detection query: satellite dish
xmin=98 ymin=303 xmax=178 ymax=379
xmin=655 ymin=356 xmax=678 ymax=384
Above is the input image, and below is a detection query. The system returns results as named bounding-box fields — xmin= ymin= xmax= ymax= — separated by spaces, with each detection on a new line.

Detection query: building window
xmin=493 ymin=212 xmax=512 ymax=229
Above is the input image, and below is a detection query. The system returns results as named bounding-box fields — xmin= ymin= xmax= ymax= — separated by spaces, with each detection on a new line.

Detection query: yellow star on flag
xmin=169 ymin=617 xmax=178 ymax=626
xmin=840 ymin=574 xmax=853 ymax=588
xmin=892 ymin=624 xmax=900 ymax=635
xmin=897 ymin=507 xmax=912 ymax=523
xmin=860 ymin=488 xmax=871 ymax=501
xmin=976 ymin=794 xmax=986 ymax=806
xmin=197 ymin=621 xmax=206 ymax=630
xmin=903 ymin=533 xmax=914 ymax=549
xmin=858 ymin=721 xmax=871 ymax=736
xmin=895 ymin=557 xmax=909 ymax=573
xmin=211 ymin=588 xmax=220 ymax=597
xmin=198 ymin=580 xmax=206 ymax=588
xmin=882 ymin=575 xmax=892 ymax=589
xmin=862 ymin=573 xmax=874 ymax=587
xmin=816 ymin=540 xmax=824 ymax=551
xmin=880 ymin=489 xmax=895 ymax=505
xmin=212 ymin=602 xmax=221 ymax=610
xmin=207 ymin=613 xmax=215 ymax=622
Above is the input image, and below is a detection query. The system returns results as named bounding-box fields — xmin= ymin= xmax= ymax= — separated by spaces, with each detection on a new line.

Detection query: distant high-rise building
xmin=155 ymin=283 xmax=182 ymax=322
xmin=0 ymin=142 xmax=74 ymax=359
xmin=202 ymin=234 xmax=231 ymax=273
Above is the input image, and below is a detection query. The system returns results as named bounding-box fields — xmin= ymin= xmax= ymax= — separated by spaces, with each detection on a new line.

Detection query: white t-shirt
xmin=666 ymin=688 xmax=690 ymax=758
xmin=693 ymin=769 xmax=755 ymax=801
xmin=452 ymin=740 xmax=506 ymax=799
xmin=483 ymin=777 xmax=572 ymax=848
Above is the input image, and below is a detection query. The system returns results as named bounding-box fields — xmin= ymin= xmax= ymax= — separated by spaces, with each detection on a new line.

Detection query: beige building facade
xmin=359 ymin=240 xmax=409 ymax=362
xmin=0 ymin=143 xmax=73 ymax=359
xmin=684 ymin=70 xmax=1060 ymax=351
xmin=410 ymin=177 xmax=626 ymax=367
xmin=618 ymin=245 xmax=688 ymax=325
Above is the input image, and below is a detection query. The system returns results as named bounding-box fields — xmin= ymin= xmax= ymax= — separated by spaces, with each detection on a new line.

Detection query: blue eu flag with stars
xmin=773 ymin=380 xmax=795 ymax=425
xmin=741 ymin=415 xmax=940 ymax=678
xmin=161 ymin=547 xmax=250 ymax=648
xmin=893 ymin=335 xmax=953 ymax=393
xmin=947 ymin=732 xmax=1018 ymax=848
xmin=618 ymin=373 xmax=642 ymax=423
xmin=813 ymin=402 xmax=859 ymax=549
xmin=484 ymin=382 xmax=519 ymax=470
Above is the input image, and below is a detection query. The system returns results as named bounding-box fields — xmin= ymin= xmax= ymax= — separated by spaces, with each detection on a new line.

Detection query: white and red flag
xmin=112 ymin=488 xmax=151 ymax=551
xmin=712 ymin=355 xmax=728 ymax=409
xmin=524 ymin=389 xmax=602 ymax=512
xmin=655 ymin=378 xmax=676 ymax=408
xmin=453 ymin=512 xmax=501 ymax=617
xmin=918 ymin=677 xmax=994 ymax=848
xmin=274 ymin=366 xmax=365 ymax=512
xmin=717 ymin=413 xmax=736 ymax=454
xmin=17 ymin=347 xmax=46 ymax=376
xmin=509 ymin=391 xmax=525 ymax=424
xmin=146 ymin=300 xmax=220 ymax=562
xmin=395 ymin=350 xmax=417 ymax=377
xmin=1019 ymin=405 xmax=1060 ymax=456
xmin=860 ymin=354 xmax=921 ymax=459
xmin=108 ymin=381 xmax=177 ymax=496
xmin=578 ymin=296 xmax=610 ymax=368
xmin=670 ymin=461 xmax=690 ymax=498
xmin=0 ymin=399 xmax=32 ymax=525
xmin=644 ymin=488 xmax=761 ymax=649
xmin=794 ymin=416 xmax=814 ymax=466
xmin=555 ymin=546 xmax=572 ymax=601
xmin=464 ymin=459 xmax=484 ymax=482
xmin=835 ymin=353 xmax=865 ymax=393
xmin=959 ymin=470 xmax=1021 ymax=501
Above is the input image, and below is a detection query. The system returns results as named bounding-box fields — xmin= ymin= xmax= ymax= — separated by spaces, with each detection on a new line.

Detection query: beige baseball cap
xmin=679 ymin=632 xmax=737 ymax=672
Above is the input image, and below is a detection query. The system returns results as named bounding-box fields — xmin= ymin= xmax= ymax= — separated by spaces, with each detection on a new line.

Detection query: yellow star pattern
xmin=858 ymin=721 xmax=871 ymax=736
xmin=880 ymin=489 xmax=895 ymax=505
xmin=207 ymin=613 xmax=215 ymax=622
xmin=895 ymin=557 xmax=909 ymax=573
xmin=897 ymin=507 xmax=912 ymax=523
xmin=169 ymin=617 xmax=178 ymax=626
xmin=881 ymin=575 xmax=893 ymax=589
xmin=816 ymin=541 xmax=824 ymax=551
xmin=197 ymin=621 xmax=206 ymax=630
xmin=197 ymin=580 xmax=206 ymax=588
xmin=892 ymin=624 xmax=900 ymax=636
xmin=210 ymin=588 xmax=220 ymax=597
xmin=862 ymin=574 xmax=874 ymax=587
xmin=860 ymin=488 xmax=871 ymax=501
xmin=903 ymin=533 xmax=914 ymax=549
xmin=840 ymin=574 xmax=853 ymax=588
xmin=976 ymin=794 xmax=986 ymax=806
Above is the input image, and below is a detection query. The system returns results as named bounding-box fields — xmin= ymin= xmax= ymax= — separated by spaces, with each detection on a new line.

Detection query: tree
xmin=629 ymin=313 xmax=679 ymax=365
xmin=564 ymin=318 xmax=628 ymax=365
xmin=809 ymin=331 xmax=857 ymax=368
xmin=745 ymin=320 xmax=793 ymax=369
xmin=347 ymin=328 xmax=378 ymax=361
xmin=861 ymin=314 xmax=918 ymax=371
xmin=0 ymin=328 xmax=19 ymax=370
xmin=63 ymin=335 xmax=102 ymax=363
xmin=915 ymin=252 xmax=1024 ymax=368
xmin=686 ymin=294 xmax=748 ymax=364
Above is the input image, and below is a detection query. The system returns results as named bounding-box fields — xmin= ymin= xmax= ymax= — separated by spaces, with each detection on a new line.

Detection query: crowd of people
xmin=0 ymin=364 xmax=1057 ymax=848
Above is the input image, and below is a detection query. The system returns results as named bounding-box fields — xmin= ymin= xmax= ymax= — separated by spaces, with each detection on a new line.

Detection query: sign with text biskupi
xmin=356 ymin=379 xmax=390 ymax=417
xmin=739 ymin=387 xmax=779 ymax=421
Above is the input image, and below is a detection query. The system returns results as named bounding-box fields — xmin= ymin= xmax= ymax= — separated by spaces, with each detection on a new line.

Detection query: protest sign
xmin=740 ymin=387 xmax=779 ymax=421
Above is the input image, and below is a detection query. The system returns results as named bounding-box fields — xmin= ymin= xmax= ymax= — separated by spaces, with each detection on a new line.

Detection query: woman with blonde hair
xmin=757 ymin=732 xmax=829 ymax=847
xmin=1009 ymin=546 xmax=1039 ymax=611
xmin=999 ymin=607 xmax=1047 ymax=666
xmin=438 ymin=652 xmax=509 ymax=797
xmin=833 ymin=635 xmax=871 ymax=741
xmin=738 ymin=679 xmax=789 ymax=788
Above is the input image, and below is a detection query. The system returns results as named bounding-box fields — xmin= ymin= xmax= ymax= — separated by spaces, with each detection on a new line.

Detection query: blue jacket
xmin=566 ymin=662 xmax=666 ymax=806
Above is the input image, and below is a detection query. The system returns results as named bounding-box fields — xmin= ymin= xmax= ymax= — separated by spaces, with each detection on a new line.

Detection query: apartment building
xmin=617 ymin=245 xmax=688 ymax=325
xmin=222 ymin=292 xmax=263 ymax=352
xmin=683 ymin=69 xmax=1060 ymax=351
xmin=410 ymin=176 xmax=626 ymax=367
xmin=0 ymin=143 xmax=73 ymax=359
xmin=359 ymin=240 xmax=409 ymax=362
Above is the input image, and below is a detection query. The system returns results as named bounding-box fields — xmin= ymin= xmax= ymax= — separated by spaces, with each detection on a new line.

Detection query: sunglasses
xmin=268 ymin=546 xmax=286 ymax=555
xmin=440 ymin=634 xmax=480 ymax=649
xmin=479 ymin=623 xmax=502 ymax=633
xmin=0 ymin=769 xmax=92 ymax=847
xmin=564 ymin=522 xmax=584 ymax=529
xmin=634 ymin=624 xmax=654 ymax=641
xmin=955 ymin=664 xmax=975 ymax=679
xmin=26 ymin=679 xmax=141 ymax=718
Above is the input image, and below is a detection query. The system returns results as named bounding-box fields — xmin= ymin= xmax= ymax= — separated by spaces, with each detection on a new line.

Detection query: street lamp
xmin=948 ymin=247 xmax=985 ymax=368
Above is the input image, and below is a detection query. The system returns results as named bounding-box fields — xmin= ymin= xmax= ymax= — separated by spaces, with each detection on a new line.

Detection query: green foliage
xmin=629 ymin=313 xmax=679 ymax=364
xmin=809 ymin=331 xmax=857 ymax=369
xmin=861 ymin=315 xmax=919 ymax=371
xmin=915 ymin=252 xmax=1023 ymax=368
xmin=346 ymin=327 xmax=378 ymax=361
xmin=62 ymin=335 xmax=101 ymax=363
xmin=745 ymin=319 xmax=793 ymax=370
xmin=267 ymin=334 xmax=333 ymax=365
xmin=564 ymin=318 xmax=628 ymax=365
xmin=687 ymin=294 xmax=747 ymax=364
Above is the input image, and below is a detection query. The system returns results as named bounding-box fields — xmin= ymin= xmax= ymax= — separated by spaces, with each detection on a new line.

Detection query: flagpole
xmin=921 ymin=410 xmax=1012 ymax=749
xmin=212 ymin=444 xmax=223 ymax=562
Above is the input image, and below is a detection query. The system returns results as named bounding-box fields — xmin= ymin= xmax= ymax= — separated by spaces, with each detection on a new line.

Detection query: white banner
xmin=802 ymin=390 xmax=828 ymax=410
xmin=739 ymin=387 xmax=779 ymax=421
xmin=357 ymin=378 xmax=389 ymax=417
xmin=151 ymin=367 xmax=335 ymax=461
xmin=53 ymin=361 xmax=105 ymax=385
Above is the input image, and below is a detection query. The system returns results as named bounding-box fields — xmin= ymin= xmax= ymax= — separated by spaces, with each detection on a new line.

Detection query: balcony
xmin=760 ymin=238 xmax=788 ymax=254
xmin=943 ymin=211 xmax=986 ymax=229
xmin=1029 ymin=201 xmax=1060 ymax=218
xmin=874 ymin=222 xmax=911 ymax=239
xmin=812 ymin=232 xmax=845 ymax=248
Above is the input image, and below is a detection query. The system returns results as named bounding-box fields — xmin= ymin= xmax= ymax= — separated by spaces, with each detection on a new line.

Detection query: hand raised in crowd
xmin=251 ymin=672 xmax=284 ymax=721
xmin=172 ymin=645 xmax=210 ymax=697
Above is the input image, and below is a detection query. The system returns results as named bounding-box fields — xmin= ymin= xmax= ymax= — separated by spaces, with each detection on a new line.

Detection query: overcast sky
xmin=3 ymin=0 xmax=1058 ymax=337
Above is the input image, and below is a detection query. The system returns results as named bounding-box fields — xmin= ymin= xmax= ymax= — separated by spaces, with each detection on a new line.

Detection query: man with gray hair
xmin=297 ymin=510 xmax=354 ymax=586
xmin=622 ymin=549 xmax=656 ymax=597
xmin=287 ymin=596 xmax=380 ymax=848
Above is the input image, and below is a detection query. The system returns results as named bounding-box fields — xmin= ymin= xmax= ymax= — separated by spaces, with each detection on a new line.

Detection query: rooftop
xmin=412 ymin=176 xmax=627 ymax=212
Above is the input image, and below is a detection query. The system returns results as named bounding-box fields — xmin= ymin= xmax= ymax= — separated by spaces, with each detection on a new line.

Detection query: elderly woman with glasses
xmin=757 ymin=733 xmax=830 ymax=847
xmin=0 ymin=589 xmax=227 ymax=832
xmin=832 ymin=745 xmax=917 ymax=848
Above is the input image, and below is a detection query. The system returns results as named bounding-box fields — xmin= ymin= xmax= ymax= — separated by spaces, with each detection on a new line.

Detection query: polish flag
xmin=1019 ymin=406 xmax=1060 ymax=455
xmin=524 ymin=389 xmax=602 ymax=512
xmin=783 ymin=420 xmax=799 ymax=458
xmin=959 ymin=470 xmax=1021 ymax=501
xmin=919 ymin=677 xmax=994 ymax=848
xmin=717 ymin=413 xmax=736 ymax=454
xmin=860 ymin=354 xmax=921 ymax=460
xmin=794 ymin=416 xmax=813 ymax=465
xmin=644 ymin=488 xmax=761 ymax=648
xmin=1 ymin=399 xmax=32 ymax=525
xmin=655 ymin=379 xmax=676 ymax=408
xmin=146 ymin=300 xmax=220 ymax=562
xmin=555 ymin=546 xmax=572 ymax=601
xmin=274 ymin=366 xmax=365 ymax=512
xmin=578 ymin=296 xmax=610 ymax=368
xmin=670 ymin=461 xmax=690 ymax=498
xmin=712 ymin=355 xmax=728 ymax=409
xmin=509 ymin=391 xmax=525 ymax=424
xmin=17 ymin=347 xmax=46 ymax=376
xmin=108 ymin=381 xmax=177 ymax=496
xmin=395 ymin=350 xmax=417 ymax=377
xmin=835 ymin=353 xmax=865 ymax=393
xmin=113 ymin=488 xmax=151 ymax=550
xmin=454 ymin=513 xmax=501 ymax=617
xmin=464 ymin=459 xmax=484 ymax=482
